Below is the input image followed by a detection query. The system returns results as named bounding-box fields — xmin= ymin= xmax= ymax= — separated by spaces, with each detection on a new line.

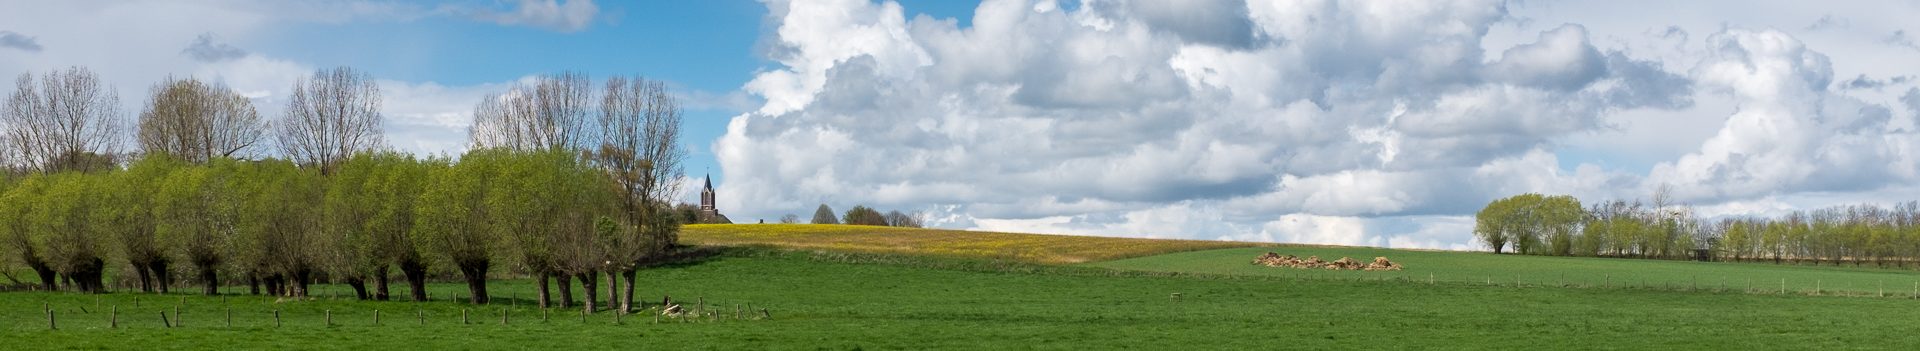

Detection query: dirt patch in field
xmin=1251 ymin=252 xmax=1403 ymax=271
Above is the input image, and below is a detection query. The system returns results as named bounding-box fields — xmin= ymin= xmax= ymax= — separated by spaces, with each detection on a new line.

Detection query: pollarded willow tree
xmin=152 ymin=160 xmax=232 ymax=295
xmin=278 ymin=67 xmax=385 ymax=174
xmin=321 ymin=151 xmax=435 ymax=301
xmin=0 ymin=176 xmax=55 ymax=291
xmin=137 ymin=77 xmax=267 ymax=163
xmin=2 ymin=67 xmax=125 ymax=174
xmin=414 ymin=154 xmax=495 ymax=304
xmin=99 ymin=155 xmax=183 ymax=293
xmin=595 ymin=75 xmax=685 ymax=312
xmin=228 ymin=159 xmax=325 ymax=297
xmin=36 ymin=172 xmax=111 ymax=293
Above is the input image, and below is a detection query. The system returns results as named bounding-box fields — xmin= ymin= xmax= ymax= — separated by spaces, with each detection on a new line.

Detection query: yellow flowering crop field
xmin=682 ymin=224 xmax=1266 ymax=264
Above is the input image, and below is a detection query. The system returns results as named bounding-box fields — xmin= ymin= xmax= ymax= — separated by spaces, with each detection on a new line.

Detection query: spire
xmin=704 ymin=173 xmax=713 ymax=190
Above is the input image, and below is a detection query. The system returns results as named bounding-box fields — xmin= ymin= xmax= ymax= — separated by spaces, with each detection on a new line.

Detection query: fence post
xmin=462 ymin=309 xmax=469 ymax=325
xmin=375 ymin=309 xmax=381 ymax=326
xmin=275 ymin=309 xmax=281 ymax=328
xmin=161 ymin=311 xmax=171 ymax=328
xmin=111 ymin=305 xmax=118 ymax=329
xmin=1428 ymin=273 xmax=1434 ymax=285
xmin=325 ymin=309 xmax=332 ymax=327
xmin=418 ymin=309 xmax=424 ymax=325
xmin=175 ymin=304 xmax=183 ymax=327
xmin=502 ymin=308 xmax=508 ymax=325
xmin=48 ymin=308 xmax=56 ymax=330
xmin=226 ymin=307 xmax=232 ymax=328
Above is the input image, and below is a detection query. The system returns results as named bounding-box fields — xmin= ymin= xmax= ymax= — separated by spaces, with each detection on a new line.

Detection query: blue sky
xmin=4 ymin=0 xmax=1920 ymax=250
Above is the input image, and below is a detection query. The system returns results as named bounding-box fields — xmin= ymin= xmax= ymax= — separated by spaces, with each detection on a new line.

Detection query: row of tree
xmin=1 ymin=66 xmax=690 ymax=314
xmin=789 ymin=204 xmax=924 ymax=228
xmin=1475 ymin=191 xmax=1920 ymax=266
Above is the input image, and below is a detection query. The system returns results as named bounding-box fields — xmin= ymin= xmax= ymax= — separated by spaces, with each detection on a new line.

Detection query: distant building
xmin=695 ymin=174 xmax=731 ymax=224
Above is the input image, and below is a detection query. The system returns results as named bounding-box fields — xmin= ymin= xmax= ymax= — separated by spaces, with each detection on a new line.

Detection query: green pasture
xmin=5 ymin=248 xmax=1919 ymax=349
xmin=1090 ymin=246 xmax=1920 ymax=296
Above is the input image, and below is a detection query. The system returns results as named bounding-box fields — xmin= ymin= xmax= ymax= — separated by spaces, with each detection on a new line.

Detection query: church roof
xmin=704 ymin=174 xmax=712 ymax=190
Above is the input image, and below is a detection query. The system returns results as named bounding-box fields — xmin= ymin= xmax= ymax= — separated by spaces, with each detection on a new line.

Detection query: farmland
xmin=6 ymin=225 xmax=1920 ymax=349
xmin=1092 ymin=246 xmax=1920 ymax=296
xmin=681 ymin=224 xmax=1261 ymax=264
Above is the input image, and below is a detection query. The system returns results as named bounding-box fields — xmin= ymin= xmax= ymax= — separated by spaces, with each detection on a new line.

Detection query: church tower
xmin=700 ymin=174 xmax=716 ymax=212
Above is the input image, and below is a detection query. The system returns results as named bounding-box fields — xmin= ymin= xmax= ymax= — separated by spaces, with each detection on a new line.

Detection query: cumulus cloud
xmin=1649 ymin=29 xmax=1920 ymax=202
xmin=716 ymin=0 xmax=1702 ymax=248
xmin=0 ymin=30 xmax=41 ymax=52
xmin=1890 ymin=30 xmax=1920 ymax=51
xmin=453 ymin=0 xmax=601 ymax=33
xmin=182 ymin=33 xmax=248 ymax=62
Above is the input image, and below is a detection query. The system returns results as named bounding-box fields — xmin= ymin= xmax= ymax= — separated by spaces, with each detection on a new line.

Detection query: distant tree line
xmin=0 ymin=66 xmax=688 ymax=314
xmin=789 ymin=204 xmax=924 ymax=228
xmin=1476 ymin=188 xmax=1920 ymax=266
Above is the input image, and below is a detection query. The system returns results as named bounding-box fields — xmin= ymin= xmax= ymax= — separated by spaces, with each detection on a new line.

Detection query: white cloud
xmin=450 ymin=0 xmax=602 ymax=33
xmin=716 ymin=0 xmax=1920 ymax=251
xmin=0 ymin=30 xmax=43 ymax=52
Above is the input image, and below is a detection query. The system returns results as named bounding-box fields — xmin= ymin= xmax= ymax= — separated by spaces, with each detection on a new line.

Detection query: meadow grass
xmin=5 ymin=248 xmax=1918 ymax=349
xmin=1089 ymin=246 xmax=1920 ymax=296
xmin=683 ymin=224 xmax=1260 ymax=264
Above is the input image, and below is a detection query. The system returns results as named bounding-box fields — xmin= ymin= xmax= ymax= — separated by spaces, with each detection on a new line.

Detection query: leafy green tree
xmin=414 ymin=153 xmax=496 ymax=304
xmin=811 ymin=204 xmax=838 ymax=225
xmin=153 ymin=161 xmax=230 ymax=295
xmin=843 ymin=205 xmax=887 ymax=226
xmin=0 ymin=175 xmax=56 ymax=290
xmin=366 ymin=152 xmax=432 ymax=301
xmin=229 ymin=159 xmax=325 ymax=297
xmin=100 ymin=155 xmax=181 ymax=293
xmin=37 ymin=172 xmax=111 ymax=292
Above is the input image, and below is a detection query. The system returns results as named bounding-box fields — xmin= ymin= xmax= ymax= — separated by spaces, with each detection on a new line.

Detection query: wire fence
xmin=14 ymin=293 xmax=772 ymax=331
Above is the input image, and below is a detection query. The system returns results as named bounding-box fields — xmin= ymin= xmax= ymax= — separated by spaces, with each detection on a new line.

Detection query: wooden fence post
xmin=48 ymin=308 xmax=56 ymax=330
xmin=275 ymin=310 xmax=281 ymax=328
xmin=502 ymin=308 xmax=509 ymax=325
xmin=110 ymin=305 xmax=118 ymax=329
xmin=325 ymin=309 xmax=332 ymax=327
xmin=462 ymin=309 xmax=469 ymax=325
xmin=375 ymin=309 xmax=381 ymax=326
xmin=161 ymin=312 xmax=171 ymax=328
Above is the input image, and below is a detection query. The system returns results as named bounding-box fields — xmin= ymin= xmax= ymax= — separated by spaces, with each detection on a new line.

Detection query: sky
xmin=4 ymin=0 xmax=1920 ymax=250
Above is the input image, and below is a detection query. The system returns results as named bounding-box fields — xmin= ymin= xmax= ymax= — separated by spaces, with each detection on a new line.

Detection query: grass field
xmin=8 ymin=249 xmax=1920 ymax=349
xmin=8 ymin=225 xmax=1920 ymax=349
xmin=682 ymin=224 xmax=1260 ymax=264
xmin=1089 ymin=246 xmax=1920 ymax=296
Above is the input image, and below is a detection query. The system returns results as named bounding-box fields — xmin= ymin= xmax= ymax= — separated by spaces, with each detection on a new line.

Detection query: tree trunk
xmin=373 ymin=266 xmax=390 ymax=301
xmin=31 ymin=263 xmax=55 ymax=292
xmin=248 ymin=275 xmax=260 ymax=295
xmin=347 ymin=278 xmax=369 ymax=300
xmin=536 ymin=272 xmax=552 ymax=308
xmin=621 ymin=268 xmax=636 ymax=313
xmin=200 ymin=264 xmax=220 ymax=296
xmin=135 ymin=265 xmax=153 ymax=293
xmin=460 ymin=261 xmax=490 ymax=305
xmin=401 ymin=260 xmax=428 ymax=301
xmin=605 ymin=270 xmax=619 ymax=313
xmin=152 ymin=260 xmax=171 ymax=294
xmin=580 ymin=271 xmax=598 ymax=313
xmin=556 ymin=273 xmax=574 ymax=309
xmin=292 ymin=270 xmax=313 ymax=297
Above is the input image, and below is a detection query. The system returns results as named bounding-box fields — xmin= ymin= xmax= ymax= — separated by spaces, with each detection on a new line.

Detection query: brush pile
xmin=1251 ymin=252 xmax=1402 ymax=271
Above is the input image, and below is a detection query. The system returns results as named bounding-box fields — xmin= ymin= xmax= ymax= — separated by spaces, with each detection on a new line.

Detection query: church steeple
xmin=699 ymin=174 xmax=716 ymax=211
